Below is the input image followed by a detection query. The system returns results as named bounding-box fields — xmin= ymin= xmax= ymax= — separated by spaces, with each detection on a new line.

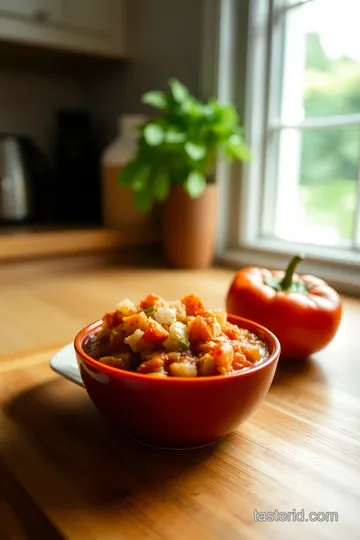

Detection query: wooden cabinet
xmin=0 ymin=0 xmax=127 ymax=59
xmin=0 ymin=0 xmax=64 ymax=23
xmin=64 ymin=0 xmax=109 ymax=34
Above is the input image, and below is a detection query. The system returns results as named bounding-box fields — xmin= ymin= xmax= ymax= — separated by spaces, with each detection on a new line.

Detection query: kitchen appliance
xmin=0 ymin=135 xmax=53 ymax=223
xmin=54 ymin=110 xmax=101 ymax=224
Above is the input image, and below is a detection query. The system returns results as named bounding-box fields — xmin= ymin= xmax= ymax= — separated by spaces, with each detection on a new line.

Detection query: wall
xmin=0 ymin=0 xmax=204 ymax=157
xmin=0 ymin=66 xmax=85 ymax=157
xmin=123 ymin=0 xmax=203 ymax=110
xmin=85 ymin=0 xmax=204 ymax=151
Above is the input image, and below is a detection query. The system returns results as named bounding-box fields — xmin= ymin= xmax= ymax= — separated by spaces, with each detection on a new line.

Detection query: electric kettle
xmin=0 ymin=135 xmax=53 ymax=223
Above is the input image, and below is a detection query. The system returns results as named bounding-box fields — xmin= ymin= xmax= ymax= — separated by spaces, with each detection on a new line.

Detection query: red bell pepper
xmin=226 ymin=255 xmax=342 ymax=359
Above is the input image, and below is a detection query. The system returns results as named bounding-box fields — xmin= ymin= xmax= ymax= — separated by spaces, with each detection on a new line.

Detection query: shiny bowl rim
xmin=74 ymin=314 xmax=281 ymax=384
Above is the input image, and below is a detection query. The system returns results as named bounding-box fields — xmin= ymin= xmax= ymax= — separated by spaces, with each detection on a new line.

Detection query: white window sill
xmin=217 ymin=240 xmax=360 ymax=297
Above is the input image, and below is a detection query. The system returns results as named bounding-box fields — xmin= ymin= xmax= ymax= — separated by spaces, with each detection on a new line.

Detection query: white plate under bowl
xmin=50 ymin=343 xmax=84 ymax=387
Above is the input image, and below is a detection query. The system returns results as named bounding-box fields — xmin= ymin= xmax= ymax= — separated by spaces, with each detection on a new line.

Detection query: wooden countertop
xmin=0 ymin=255 xmax=359 ymax=539
xmin=0 ymin=226 xmax=159 ymax=262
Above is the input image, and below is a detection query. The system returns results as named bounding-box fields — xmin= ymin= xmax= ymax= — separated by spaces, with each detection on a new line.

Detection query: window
xmin=267 ymin=0 xmax=360 ymax=249
xmin=218 ymin=0 xmax=360 ymax=293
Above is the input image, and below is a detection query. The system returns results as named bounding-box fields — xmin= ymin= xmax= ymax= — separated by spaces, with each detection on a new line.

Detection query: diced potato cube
xmin=212 ymin=342 xmax=234 ymax=375
xmin=163 ymin=321 xmax=190 ymax=350
xmin=169 ymin=300 xmax=187 ymax=322
xmin=167 ymin=351 xmax=181 ymax=361
xmin=138 ymin=355 xmax=165 ymax=374
xmin=124 ymin=329 xmax=145 ymax=352
xmin=212 ymin=309 xmax=228 ymax=328
xmin=122 ymin=311 xmax=148 ymax=334
xmin=99 ymin=353 xmax=131 ymax=370
xmin=213 ymin=321 xmax=222 ymax=338
xmin=115 ymin=299 xmax=138 ymax=317
xmin=197 ymin=353 xmax=217 ymax=376
xmin=154 ymin=306 xmax=177 ymax=325
xmin=169 ymin=362 xmax=197 ymax=377
xmin=170 ymin=321 xmax=188 ymax=341
xmin=241 ymin=345 xmax=261 ymax=364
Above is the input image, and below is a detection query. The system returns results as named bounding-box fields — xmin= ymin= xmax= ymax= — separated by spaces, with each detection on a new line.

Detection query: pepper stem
xmin=280 ymin=254 xmax=304 ymax=290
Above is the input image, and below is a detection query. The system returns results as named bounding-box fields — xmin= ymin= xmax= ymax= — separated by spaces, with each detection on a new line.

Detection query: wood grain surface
xmin=0 ymin=254 xmax=359 ymax=539
xmin=0 ymin=227 xmax=158 ymax=262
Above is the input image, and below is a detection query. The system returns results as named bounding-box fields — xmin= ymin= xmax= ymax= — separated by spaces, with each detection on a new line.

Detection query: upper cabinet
xmin=64 ymin=0 xmax=109 ymax=34
xmin=0 ymin=0 xmax=127 ymax=59
xmin=0 ymin=0 xmax=64 ymax=23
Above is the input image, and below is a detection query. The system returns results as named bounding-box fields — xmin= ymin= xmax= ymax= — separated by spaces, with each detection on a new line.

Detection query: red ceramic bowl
xmin=74 ymin=315 xmax=280 ymax=449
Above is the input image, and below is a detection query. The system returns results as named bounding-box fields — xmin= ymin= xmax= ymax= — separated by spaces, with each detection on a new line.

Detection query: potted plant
xmin=119 ymin=78 xmax=250 ymax=268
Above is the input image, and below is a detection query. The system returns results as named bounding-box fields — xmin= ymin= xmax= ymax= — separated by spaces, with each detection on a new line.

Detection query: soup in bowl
xmin=74 ymin=293 xmax=280 ymax=448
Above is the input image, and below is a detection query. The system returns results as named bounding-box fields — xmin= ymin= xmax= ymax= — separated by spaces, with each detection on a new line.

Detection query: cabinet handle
xmin=33 ymin=9 xmax=49 ymax=22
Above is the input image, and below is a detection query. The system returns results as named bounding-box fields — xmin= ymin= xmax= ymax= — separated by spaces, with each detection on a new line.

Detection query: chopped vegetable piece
xmin=122 ymin=312 xmax=148 ymax=333
xmin=140 ymin=293 xmax=165 ymax=310
xmin=197 ymin=353 xmax=217 ymax=377
xmin=124 ymin=329 xmax=145 ymax=352
xmin=142 ymin=319 xmax=169 ymax=342
xmin=188 ymin=312 xmax=221 ymax=342
xmin=99 ymin=353 xmax=132 ymax=370
xmin=212 ymin=342 xmax=234 ymax=375
xmin=181 ymin=294 xmax=205 ymax=316
xmin=154 ymin=306 xmax=177 ymax=325
xmin=115 ymin=299 xmax=138 ymax=317
xmin=169 ymin=362 xmax=197 ymax=377
xmin=102 ymin=311 xmax=121 ymax=329
xmin=138 ymin=355 xmax=165 ymax=374
xmin=163 ymin=321 xmax=189 ymax=350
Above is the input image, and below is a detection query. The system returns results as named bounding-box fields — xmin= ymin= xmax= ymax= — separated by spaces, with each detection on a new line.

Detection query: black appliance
xmin=53 ymin=109 xmax=101 ymax=224
xmin=0 ymin=134 xmax=54 ymax=224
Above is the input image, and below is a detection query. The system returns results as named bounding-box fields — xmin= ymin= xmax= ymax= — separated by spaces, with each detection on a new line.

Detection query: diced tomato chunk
xmin=103 ymin=311 xmax=121 ymax=329
xmin=212 ymin=342 xmax=234 ymax=374
xmin=188 ymin=311 xmax=220 ymax=341
xmin=222 ymin=322 xmax=242 ymax=340
xmin=233 ymin=351 xmax=253 ymax=369
xmin=139 ymin=293 xmax=165 ymax=310
xmin=142 ymin=320 xmax=169 ymax=342
xmin=188 ymin=316 xmax=214 ymax=341
xmin=181 ymin=294 xmax=205 ymax=316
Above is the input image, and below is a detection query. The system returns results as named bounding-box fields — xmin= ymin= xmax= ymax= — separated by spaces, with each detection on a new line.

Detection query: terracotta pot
xmin=162 ymin=184 xmax=218 ymax=269
xmin=102 ymin=164 xmax=153 ymax=230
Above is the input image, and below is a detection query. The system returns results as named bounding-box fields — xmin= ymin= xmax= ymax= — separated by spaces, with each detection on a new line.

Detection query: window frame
xmin=213 ymin=0 xmax=360 ymax=295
